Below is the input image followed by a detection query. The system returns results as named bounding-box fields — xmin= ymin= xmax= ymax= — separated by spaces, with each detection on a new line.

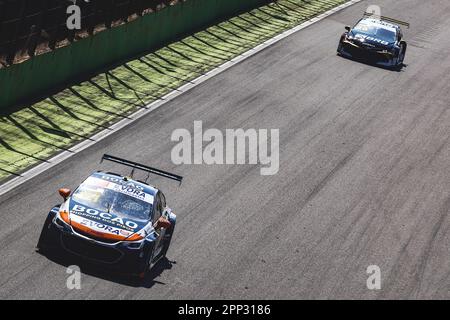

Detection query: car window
xmin=353 ymin=21 xmax=396 ymax=43
xmin=72 ymin=176 xmax=154 ymax=220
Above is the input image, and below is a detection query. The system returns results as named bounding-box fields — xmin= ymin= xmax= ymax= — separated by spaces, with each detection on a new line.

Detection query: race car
xmin=37 ymin=154 xmax=183 ymax=279
xmin=337 ymin=12 xmax=409 ymax=69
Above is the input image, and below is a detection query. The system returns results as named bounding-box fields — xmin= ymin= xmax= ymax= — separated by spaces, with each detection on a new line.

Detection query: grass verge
xmin=0 ymin=0 xmax=348 ymax=183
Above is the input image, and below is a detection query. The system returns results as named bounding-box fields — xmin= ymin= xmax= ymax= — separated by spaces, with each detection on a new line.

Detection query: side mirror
xmin=155 ymin=217 xmax=171 ymax=230
xmin=345 ymin=26 xmax=351 ymax=32
xmin=162 ymin=207 xmax=172 ymax=219
xmin=59 ymin=188 xmax=71 ymax=201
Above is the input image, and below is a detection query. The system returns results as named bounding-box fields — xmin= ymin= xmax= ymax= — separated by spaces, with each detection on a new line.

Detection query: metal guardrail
xmin=0 ymin=0 xmax=181 ymax=66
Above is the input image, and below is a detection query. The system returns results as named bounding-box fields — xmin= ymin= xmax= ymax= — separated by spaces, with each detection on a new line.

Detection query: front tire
xmin=395 ymin=42 xmax=407 ymax=69
xmin=138 ymin=240 xmax=162 ymax=279
xmin=36 ymin=211 xmax=57 ymax=253
xmin=337 ymin=41 xmax=344 ymax=55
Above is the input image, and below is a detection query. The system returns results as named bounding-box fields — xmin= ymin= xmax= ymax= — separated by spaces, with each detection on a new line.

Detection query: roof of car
xmin=89 ymin=171 xmax=158 ymax=196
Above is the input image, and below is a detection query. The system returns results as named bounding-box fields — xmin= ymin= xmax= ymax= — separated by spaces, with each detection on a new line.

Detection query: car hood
xmin=60 ymin=199 xmax=150 ymax=242
xmin=350 ymin=31 xmax=395 ymax=49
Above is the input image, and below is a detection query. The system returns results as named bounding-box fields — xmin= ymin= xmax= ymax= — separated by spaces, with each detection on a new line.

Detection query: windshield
xmin=353 ymin=21 xmax=397 ymax=43
xmin=71 ymin=177 xmax=153 ymax=220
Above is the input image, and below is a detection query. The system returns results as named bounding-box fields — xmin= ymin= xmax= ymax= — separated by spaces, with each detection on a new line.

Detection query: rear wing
xmin=363 ymin=12 xmax=410 ymax=29
xmin=101 ymin=154 xmax=183 ymax=185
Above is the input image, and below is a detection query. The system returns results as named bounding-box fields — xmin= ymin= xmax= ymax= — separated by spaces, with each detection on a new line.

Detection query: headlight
xmin=380 ymin=49 xmax=394 ymax=55
xmin=123 ymin=240 xmax=144 ymax=250
xmin=54 ymin=214 xmax=71 ymax=231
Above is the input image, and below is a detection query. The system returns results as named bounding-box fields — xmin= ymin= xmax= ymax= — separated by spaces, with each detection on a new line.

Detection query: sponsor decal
xmin=70 ymin=204 xmax=139 ymax=230
xmin=91 ymin=175 xmax=154 ymax=204
xmin=84 ymin=176 xmax=109 ymax=188
xmin=100 ymin=175 xmax=144 ymax=190
xmin=120 ymin=229 xmax=131 ymax=236
xmin=355 ymin=34 xmax=390 ymax=46
xmin=109 ymin=184 xmax=154 ymax=204
xmin=79 ymin=218 xmax=132 ymax=236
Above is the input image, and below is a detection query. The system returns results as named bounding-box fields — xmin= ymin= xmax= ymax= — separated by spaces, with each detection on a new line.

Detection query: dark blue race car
xmin=337 ymin=13 xmax=409 ymax=69
xmin=37 ymin=155 xmax=182 ymax=279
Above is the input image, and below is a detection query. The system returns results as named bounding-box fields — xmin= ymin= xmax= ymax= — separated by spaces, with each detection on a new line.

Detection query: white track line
xmin=0 ymin=0 xmax=363 ymax=197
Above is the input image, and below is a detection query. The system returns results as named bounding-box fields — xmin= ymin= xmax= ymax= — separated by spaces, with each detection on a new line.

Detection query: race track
xmin=0 ymin=0 xmax=449 ymax=299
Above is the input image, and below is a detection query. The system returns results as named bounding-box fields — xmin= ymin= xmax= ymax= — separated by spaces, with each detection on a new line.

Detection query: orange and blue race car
xmin=337 ymin=12 xmax=409 ymax=69
xmin=37 ymin=154 xmax=182 ymax=279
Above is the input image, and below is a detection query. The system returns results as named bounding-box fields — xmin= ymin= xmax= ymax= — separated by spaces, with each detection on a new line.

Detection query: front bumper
xmin=339 ymin=40 xmax=399 ymax=67
xmin=49 ymin=219 xmax=155 ymax=274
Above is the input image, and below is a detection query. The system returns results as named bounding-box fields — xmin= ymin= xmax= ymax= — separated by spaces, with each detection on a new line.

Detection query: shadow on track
xmin=336 ymin=53 xmax=408 ymax=72
xmin=36 ymin=248 xmax=176 ymax=288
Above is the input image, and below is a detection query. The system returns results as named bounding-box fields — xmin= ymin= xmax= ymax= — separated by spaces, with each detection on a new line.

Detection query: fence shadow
xmin=0 ymin=0 xmax=327 ymax=181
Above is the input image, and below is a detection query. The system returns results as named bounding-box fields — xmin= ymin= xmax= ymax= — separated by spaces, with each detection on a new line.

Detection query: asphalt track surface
xmin=0 ymin=0 xmax=449 ymax=299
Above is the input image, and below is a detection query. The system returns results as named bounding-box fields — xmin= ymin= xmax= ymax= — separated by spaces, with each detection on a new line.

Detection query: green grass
xmin=0 ymin=0 xmax=348 ymax=182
